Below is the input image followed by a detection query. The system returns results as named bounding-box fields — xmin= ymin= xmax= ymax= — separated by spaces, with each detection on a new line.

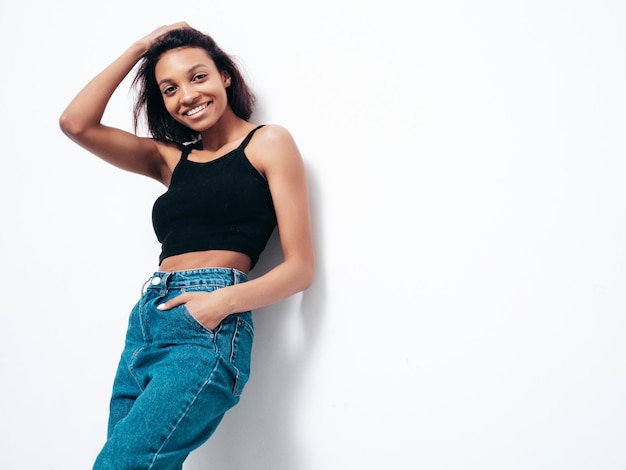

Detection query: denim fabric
xmin=93 ymin=268 xmax=253 ymax=470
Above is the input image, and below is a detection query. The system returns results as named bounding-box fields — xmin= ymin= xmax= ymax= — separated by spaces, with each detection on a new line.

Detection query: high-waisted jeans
xmin=93 ymin=268 xmax=253 ymax=470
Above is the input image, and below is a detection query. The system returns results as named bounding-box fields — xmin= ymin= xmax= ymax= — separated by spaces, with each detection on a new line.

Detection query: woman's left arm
xmin=225 ymin=124 xmax=315 ymax=308
xmin=158 ymin=125 xmax=315 ymax=325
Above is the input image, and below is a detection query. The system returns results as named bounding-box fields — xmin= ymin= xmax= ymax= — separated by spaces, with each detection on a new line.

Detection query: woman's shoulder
xmin=253 ymin=124 xmax=298 ymax=151
xmin=247 ymin=124 xmax=302 ymax=177
xmin=153 ymin=140 xmax=188 ymax=183
xmin=154 ymin=139 xmax=186 ymax=158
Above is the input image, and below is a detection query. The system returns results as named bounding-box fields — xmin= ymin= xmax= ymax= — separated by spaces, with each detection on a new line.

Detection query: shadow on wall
xmin=183 ymin=163 xmax=326 ymax=470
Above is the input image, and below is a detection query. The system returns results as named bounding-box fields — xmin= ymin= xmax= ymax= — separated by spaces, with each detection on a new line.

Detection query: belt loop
xmin=159 ymin=272 xmax=172 ymax=296
xmin=233 ymin=269 xmax=239 ymax=285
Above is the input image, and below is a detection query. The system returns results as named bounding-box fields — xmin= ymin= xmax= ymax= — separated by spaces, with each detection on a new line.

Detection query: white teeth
xmin=186 ymin=104 xmax=207 ymax=116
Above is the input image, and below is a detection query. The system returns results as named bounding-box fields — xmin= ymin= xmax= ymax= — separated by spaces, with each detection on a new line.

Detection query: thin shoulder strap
xmin=180 ymin=147 xmax=193 ymax=161
xmin=239 ymin=125 xmax=266 ymax=150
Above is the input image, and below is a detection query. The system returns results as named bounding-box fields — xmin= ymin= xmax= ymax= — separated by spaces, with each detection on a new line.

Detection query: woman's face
xmin=155 ymin=47 xmax=231 ymax=131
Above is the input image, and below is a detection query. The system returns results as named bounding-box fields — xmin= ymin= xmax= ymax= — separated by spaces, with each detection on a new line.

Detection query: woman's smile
xmin=183 ymin=101 xmax=211 ymax=118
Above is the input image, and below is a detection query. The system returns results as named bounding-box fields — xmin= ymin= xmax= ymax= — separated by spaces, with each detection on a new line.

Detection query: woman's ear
xmin=222 ymin=72 xmax=232 ymax=87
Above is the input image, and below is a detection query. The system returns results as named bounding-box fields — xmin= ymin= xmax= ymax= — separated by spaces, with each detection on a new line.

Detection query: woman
xmin=59 ymin=22 xmax=314 ymax=469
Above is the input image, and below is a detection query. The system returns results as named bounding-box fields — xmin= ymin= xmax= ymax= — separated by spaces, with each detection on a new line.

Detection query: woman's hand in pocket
xmin=157 ymin=289 xmax=230 ymax=330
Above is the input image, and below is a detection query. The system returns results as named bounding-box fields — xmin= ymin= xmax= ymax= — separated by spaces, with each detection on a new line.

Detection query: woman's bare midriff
xmin=158 ymin=250 xmax=252 ymax=274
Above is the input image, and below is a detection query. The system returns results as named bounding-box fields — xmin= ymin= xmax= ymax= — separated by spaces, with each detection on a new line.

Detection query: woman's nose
xmin=179 ymin=86 xmax=196 ymax=103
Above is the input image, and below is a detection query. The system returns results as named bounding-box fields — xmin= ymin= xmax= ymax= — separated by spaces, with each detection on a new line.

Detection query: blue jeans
xmin=93 ymin=268 xmax=253 ymax=470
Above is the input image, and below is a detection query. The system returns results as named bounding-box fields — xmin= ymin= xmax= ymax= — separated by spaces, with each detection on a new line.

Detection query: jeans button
xmin=151 ymin=277 xmax=161 ymax=285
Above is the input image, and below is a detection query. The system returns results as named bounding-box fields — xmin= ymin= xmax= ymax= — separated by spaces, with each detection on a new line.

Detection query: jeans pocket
xmin=180 ymin=303 xmax=221 ymax=336
xmin=173 ymin=285 xmax=224 ymax=335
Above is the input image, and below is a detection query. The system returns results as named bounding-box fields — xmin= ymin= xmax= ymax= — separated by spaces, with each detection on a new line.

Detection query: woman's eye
xmin=192 ymin=73 xmax=207 ymax=82
xmin=162 ymin=86 xmax=176 ymax=95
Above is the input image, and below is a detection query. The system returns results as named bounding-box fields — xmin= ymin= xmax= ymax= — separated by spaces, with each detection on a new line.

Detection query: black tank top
xmin=152 ymin=125 xmax=277 ymax=269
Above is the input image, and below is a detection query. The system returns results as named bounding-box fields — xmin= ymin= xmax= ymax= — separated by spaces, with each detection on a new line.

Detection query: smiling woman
xmin=58 ymin=22 xmax=314 ymax=470
xmin=156 ymin=52 xmax=231 ymax=122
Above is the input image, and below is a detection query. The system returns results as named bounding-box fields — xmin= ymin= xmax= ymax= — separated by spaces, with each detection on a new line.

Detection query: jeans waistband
xmin=143 ymin=267 xmax=247 ymax=293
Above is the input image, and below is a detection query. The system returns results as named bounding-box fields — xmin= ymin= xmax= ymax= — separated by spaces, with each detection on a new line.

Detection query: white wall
xmin=1 ymin=1 xmax=625 ymax=469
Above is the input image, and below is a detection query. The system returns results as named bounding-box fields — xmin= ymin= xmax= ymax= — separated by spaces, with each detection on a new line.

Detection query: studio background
xmin=1 ymin=1 xmax=625 ymax=469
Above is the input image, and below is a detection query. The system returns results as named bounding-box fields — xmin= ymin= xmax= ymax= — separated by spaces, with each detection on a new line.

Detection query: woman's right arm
xmin=59 ymin=23 xmax=188 ymax=182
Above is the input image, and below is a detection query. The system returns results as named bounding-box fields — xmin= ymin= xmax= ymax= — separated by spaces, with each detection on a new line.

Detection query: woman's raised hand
xmin=135 ymin=22 xmax=192 ymax=52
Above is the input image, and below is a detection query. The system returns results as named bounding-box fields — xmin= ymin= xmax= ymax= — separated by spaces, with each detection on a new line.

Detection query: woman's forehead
xmin=155 ymin=47 xmax=216 ymax=75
